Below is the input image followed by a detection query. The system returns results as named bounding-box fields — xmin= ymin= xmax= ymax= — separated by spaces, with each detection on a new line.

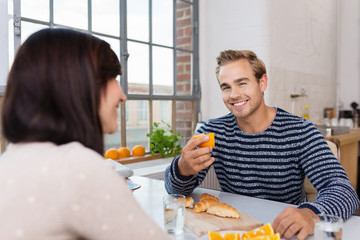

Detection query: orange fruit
xmin=208 ymin=231 xmax=240 ymax=240
xmin=132 ymin=145 xmax=145 ymax=157
xmin=223 ymin=232 xmax=240 ymax=240
xmin=193 ymin=132 xmax=215 ymax=148
xmin=208 ymin=231 xmax=223 ymax=240
xmin=118 ymin=147 xmax=131 ymax=158
xmin=104 ymin=148 xmax=119 ymax=160
xmin=242 ymin=223 xmax=274 ymax=240
xmin=245 ymin=233 xmax=280 ymax=240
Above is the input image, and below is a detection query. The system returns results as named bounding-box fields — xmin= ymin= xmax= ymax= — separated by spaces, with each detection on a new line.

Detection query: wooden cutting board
xmin=184 ymin=208 xmax=263 ymax=237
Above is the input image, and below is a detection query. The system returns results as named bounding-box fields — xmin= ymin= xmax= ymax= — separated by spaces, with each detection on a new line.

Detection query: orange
xmin=242 ymin=223 xmax=274 ymax=240
xmin=193 ymin=132 xmax=215 ymax=148
xmin=208 ymin=231 xmax=223 ymax=240
xmin=245 ymin=233 xmax=280 ymax=240
xmin=104 ymin=148 xmax=119 ymax=160
xmin=208 ymin=231 xmax=240 ymax=240
xmin=118 ymin=147 xmax=131 ymax=158
xmin=223 ymin=232 xmax=240 ymax=240
xmin=132 ymin=145 xmax=145 ymax=157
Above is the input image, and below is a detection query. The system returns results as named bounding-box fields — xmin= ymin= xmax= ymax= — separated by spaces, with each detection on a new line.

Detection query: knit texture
xmin=165 ymin=108 xmax=359 ymax=220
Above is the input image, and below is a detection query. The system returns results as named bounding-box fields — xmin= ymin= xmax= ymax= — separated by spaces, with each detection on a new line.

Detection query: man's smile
xmin=231 ymin=100 xmax=248 ymax=107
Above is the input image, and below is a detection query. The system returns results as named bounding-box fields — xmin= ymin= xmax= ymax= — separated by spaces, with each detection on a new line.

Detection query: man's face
xmin=218 ymin=59 xmax=266 ymax=121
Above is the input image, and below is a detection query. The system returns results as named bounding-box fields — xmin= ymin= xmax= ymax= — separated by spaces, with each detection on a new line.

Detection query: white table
xmin=129 ymin=176 xmax=360 ymax=240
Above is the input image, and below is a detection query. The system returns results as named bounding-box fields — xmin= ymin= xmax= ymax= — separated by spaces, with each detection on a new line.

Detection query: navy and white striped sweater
xmin=165 ymin=108 xmax=359 ymax=220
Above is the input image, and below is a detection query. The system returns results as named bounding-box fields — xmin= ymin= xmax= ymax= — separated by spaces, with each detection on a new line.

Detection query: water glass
xmin=314 ymin=214 xmax=343 ymax=240
xmin=163 ymin=194 xmax=185 ymax=235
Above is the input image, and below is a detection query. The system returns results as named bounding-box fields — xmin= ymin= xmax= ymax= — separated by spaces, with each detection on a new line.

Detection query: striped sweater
xmin=165 ymin=108 xmax=359 ymax=220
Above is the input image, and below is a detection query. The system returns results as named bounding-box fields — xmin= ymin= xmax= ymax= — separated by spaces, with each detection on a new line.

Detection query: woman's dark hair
xmin=2 ymin=28 xmax=121 ymax=155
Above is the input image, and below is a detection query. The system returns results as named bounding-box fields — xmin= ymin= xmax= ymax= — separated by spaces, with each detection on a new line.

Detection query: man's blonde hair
xmin=215 ymin=50 xmax=266 ymax=82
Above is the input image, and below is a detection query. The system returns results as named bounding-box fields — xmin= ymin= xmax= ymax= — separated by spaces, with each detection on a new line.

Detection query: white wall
xmin=267 ymin=0 xmax=337 ymax=123
xmin=199 ymin=0 xmax=270 ymax=122
xmin=337 ymin=0 xmax=360 ymax=112
xmin=199 ymin=0 xmax=359 ymax=124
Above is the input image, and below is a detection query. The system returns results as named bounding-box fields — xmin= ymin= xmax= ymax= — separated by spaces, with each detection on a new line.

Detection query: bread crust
xmin=206 ymin=202 xmax=240 ymax=219
xmin=199 ymin=193 xmax=219 ymax=202
xmin=193 ymin=198 xmax=219 ymax=213
xmin=185 ymin=196 xmax=194 ymax=208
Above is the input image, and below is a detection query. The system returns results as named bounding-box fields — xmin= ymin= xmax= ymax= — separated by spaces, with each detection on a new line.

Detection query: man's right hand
xmin=177 ymin=134 xmax=215 ymax=177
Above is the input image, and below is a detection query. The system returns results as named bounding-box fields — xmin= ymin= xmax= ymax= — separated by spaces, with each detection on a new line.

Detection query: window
xmin=11 ymin=0 xmax=200 ymax=158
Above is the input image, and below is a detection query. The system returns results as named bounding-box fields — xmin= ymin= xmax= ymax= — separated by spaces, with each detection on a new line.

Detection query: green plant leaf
xmin=147 ymin=121 xmax=184 ymax=157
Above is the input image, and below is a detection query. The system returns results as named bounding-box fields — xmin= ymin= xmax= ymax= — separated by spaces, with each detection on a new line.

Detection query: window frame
xmin=12 ymin=0 xmax=200 ymax=160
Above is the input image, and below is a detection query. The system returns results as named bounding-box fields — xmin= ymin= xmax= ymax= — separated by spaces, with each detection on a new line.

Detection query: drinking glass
xmin=314 ymin=214 xmax=343 ymax=240
xmin=163 ymin=194 xmax=185 ymax=235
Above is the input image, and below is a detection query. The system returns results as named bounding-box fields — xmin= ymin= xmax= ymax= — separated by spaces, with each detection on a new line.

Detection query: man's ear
xmin=259 ymin=74 xmax=268 ymax=93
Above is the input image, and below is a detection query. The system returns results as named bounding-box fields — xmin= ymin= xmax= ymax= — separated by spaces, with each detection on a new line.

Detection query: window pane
xmin=21 ymin=22 xmax=48 ymax=44
xmin=21 ymin=0 xmax=49 ymax=22
xmin=176 ymin=51 xmax=192 ymax=96
xmin=54 ymin=0 xmax=87 ymax=30
xmin=153 ymin=100 xmax=172 ymax=125
xmin=104 ymin=108 xmax=121 ymax=150
xmin=127 ymin=0 xmax=148 ymax=41
xmin=176 ymin=101 xmax=194 ymax=146
xmin=153 ymin=46 xmax=173 ymax=95
xmin=176 ymin=1 xmax=192 ymax=50
xmin=8 ymin=19 xmax=14 ymax=67
xmin=92 ymin=0 xmax=120 ymax=36
xmin=152 ymin=0 xmax=173 ymax=46
xmin=126 ymin=100 xmax=149 ymax=151
xmin=128 ymin=41 xmax=149 ymax=94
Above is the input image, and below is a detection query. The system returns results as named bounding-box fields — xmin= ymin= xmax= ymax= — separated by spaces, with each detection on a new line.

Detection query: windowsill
xmin=114 ymin=153 xmax=164 ymax=165
xmin=124 ymin=156 xmax=174 ymax=180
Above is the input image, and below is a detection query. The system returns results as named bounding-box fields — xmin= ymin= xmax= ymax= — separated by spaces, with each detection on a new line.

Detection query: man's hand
xmin=272 ymin=207 xmax=315 ymax=240
xmin=177 ymin=134 xmax=215 ymax=177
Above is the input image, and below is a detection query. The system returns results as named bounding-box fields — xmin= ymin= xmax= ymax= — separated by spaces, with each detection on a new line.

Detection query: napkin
xmin=105 ymin=158 xmax=134 ymax=178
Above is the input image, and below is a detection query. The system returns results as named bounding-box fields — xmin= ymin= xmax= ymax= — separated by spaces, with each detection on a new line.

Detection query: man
xmin=164 ymin=50 xmax=359 ymax=239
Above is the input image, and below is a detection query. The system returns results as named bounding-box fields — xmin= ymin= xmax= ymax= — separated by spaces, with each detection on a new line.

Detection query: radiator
xmin=199 ymin=165 xmax=221 ymax=190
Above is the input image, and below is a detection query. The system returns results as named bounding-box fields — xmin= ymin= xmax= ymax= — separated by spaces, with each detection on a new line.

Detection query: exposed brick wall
xmin=175 ymin=2 xmax=194 ymax=142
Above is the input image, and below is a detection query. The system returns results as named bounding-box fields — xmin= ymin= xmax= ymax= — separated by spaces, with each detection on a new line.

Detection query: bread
xmin=193 ymin=198 xmax=219 ymax=213
xmin=185 ymin=196 xmax=194 ymax=208
xmin=199 ymin=193 xmax=219 ymax=202
xmin=206 ymin=202 xmax=240 ymax=219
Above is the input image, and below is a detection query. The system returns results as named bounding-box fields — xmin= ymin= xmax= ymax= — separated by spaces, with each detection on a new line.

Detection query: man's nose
xmin=230 ymin=88 xmax=241 ymax=99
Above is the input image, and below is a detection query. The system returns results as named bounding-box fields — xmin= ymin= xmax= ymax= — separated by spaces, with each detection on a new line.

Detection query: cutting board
xmin=184 ymin=208 xmax=263 ymax=237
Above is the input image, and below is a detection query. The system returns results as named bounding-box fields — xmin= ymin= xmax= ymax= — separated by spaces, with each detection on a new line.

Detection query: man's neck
xmin=236 ymin=105 xmax=276 ymax=133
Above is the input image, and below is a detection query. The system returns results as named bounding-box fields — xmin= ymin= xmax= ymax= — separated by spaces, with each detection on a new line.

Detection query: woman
xmin=0 ymin=28 xmax=170 ymax=239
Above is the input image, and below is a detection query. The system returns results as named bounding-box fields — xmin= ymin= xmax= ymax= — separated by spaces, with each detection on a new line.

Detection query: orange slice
xmin=224 ymin=232 xmax=240 ymax=240
xmin=208 ymin=231 xmax=223 ymax=240
xmin=193 ymin=132 xmax=215 ymax=148
xmin=245 ymin=233 xmax=280 ymax=240
xmin=242 ymin=223 xmax=274 ymax=240
xmin=208 ymin=231 xmax=240 ymax=240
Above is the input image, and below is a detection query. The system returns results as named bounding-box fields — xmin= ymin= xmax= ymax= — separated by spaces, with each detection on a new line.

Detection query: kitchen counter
xmin=325 ymin=129 xmax=360 ymax=192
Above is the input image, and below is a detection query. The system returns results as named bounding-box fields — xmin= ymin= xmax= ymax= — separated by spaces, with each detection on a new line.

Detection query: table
xmin=129 ymin=176 xmax=360 ymax=240
xmin=326 ymin=129 xmax=360 ymax=191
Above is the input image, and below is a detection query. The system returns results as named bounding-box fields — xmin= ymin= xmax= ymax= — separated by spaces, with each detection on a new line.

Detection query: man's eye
xmin=221 ymin=87 xmax=230 ymax=91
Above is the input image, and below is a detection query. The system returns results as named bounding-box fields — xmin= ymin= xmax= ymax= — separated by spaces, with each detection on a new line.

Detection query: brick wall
xmin=176 ymin=1 xmax=194 ymax=143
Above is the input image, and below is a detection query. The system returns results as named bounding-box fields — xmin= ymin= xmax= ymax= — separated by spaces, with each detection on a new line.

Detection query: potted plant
xmin=147 ymin=121 xmax=183 ymax=158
